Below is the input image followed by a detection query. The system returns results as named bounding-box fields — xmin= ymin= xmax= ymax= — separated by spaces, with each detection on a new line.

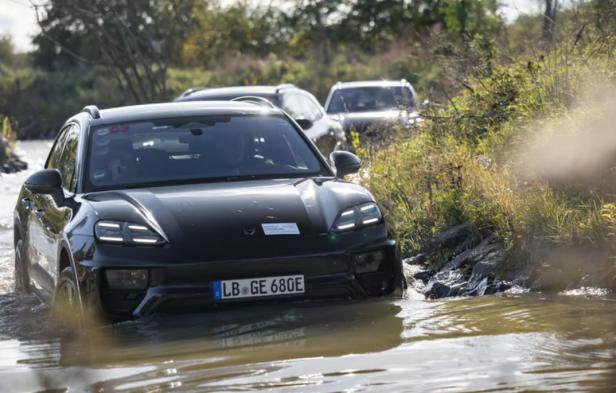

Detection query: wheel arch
xmin=13 ymin=214 xmax=22 ymax=247
xmin=58 ymin=246 xmax=72 ymax=275
xmin=54 ymin=239 xmax=86 ymax=312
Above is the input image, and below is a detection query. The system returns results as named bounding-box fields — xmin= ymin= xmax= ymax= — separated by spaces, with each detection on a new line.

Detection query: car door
xmin=27 ymin=124 xmax=79 ymax=297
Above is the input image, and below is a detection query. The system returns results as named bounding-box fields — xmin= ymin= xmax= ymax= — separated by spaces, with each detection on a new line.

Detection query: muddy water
xmin=0 ymin=141 xmax=615 ymax=392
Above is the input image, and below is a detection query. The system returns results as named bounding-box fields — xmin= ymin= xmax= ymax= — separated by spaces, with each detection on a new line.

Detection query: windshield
xmin=182 ymin=93 xmax=279 ymax=105
xmin=86 ymin=114 xmax=327 ymax=191
xmin=326 ymin=86 xmax=415 ymax=113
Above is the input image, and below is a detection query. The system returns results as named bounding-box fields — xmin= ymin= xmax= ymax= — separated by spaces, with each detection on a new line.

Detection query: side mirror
xmin=295 ymin=118 xmax=313 ymax=130
xmin=330 ymin=151 xmax=361 ymax=178
xmin=25 ymin=169 xmax=63 ymax=196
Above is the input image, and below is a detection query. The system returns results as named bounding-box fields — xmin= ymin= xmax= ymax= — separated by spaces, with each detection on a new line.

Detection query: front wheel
xmin=14 ymin=240 xmax=30 ymax=292
xmin=52 ymin=267 xmax=84 ymax=328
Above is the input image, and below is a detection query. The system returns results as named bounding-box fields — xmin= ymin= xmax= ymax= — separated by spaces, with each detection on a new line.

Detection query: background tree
xmin=181 ymin=3 xmax=287 ymax=67
xmin=33 ymin=0 xmax=199 ymax=103
xmin=542 ymin=0 xmax=558 ymax=42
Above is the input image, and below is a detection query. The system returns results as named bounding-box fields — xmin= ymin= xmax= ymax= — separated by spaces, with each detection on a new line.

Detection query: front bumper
xmin=82 ymin=241 xmax=404 ymax=320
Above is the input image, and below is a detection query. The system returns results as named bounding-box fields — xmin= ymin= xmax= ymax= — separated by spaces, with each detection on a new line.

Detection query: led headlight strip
xmin=332 ymin=202 xmax=383 ymax=232
xmin=95 ymin=220 xmax=165 ymax=245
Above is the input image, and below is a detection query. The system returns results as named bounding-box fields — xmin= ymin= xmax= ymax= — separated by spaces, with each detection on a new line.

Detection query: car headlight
xmin=94 ymin=220 xmax=165 ymax=245
xmin=332 ymin=202 xmax=383 ymax=232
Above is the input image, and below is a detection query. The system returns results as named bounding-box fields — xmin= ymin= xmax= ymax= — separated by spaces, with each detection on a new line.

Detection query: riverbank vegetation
xmin=369 ymin=40 xmax=616 ymax=249
xmin=365 ymin=5 xmax=616 ymax=286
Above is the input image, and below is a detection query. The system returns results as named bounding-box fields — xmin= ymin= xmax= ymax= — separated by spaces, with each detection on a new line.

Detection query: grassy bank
xmin=364 ymin=39 xmax=616 ymax=283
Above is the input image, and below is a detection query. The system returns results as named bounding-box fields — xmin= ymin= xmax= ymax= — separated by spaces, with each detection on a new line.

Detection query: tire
xmin=14 ymin=239 xmax=30 ymax=292
xmin=52 ymin=267 xmax=84 ymax=328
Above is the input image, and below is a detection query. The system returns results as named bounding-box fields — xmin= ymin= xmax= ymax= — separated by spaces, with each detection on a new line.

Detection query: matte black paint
xmin=14 ymin=101 xmax=405 ymax=321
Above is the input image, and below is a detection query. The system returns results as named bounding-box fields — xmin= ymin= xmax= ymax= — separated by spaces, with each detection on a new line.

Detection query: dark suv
xmin=176 ymin=84 xmax=346 ymax=155
xmin=324 ymin=80 xmax=420 ymax=143
xmin=13 ymin=101 xmax=405 ymax=323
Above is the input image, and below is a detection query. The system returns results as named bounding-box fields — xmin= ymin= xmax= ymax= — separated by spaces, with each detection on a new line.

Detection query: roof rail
xmin=81 ymin=105 xmax=101 ymax=119
xmin=180 ymin=87 xmax=206 ymax=97
xmin=275 ymin=83 xmax=296 ymax=93
xmin=231 ymin=96 xmax=277 ymax=109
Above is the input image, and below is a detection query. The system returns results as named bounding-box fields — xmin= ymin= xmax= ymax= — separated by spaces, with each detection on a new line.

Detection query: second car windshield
xmin=86 ymin=114 xmax=326 ymax=191
xmin=326 ymin=86 xmax=415 ymax=113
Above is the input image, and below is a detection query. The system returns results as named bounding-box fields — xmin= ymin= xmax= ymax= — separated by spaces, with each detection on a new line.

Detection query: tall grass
xmin=0 ymin=115 xmax=16 ymax=163
xmin=364 ymin=39 xmax=616 ymax=264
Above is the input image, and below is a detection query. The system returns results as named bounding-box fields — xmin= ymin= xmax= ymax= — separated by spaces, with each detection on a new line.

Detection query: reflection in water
xmin=57 ymin=301 xmax=404 ymax=368
xmin=1 ymin=293 xmax=614 ymax=392
xmin=1 ymin=301 xmax=404 ymax=392
xmin=0 ymin=142 xmax=615 ymax=392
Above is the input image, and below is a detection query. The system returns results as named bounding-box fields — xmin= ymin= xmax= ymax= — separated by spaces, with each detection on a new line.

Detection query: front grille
xmin=149 ymin=255 xmax=350 ymax=287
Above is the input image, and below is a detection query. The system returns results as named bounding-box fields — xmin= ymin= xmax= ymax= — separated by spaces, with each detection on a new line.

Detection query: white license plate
xmin=213 ymin=275 xmax=305 ymax=300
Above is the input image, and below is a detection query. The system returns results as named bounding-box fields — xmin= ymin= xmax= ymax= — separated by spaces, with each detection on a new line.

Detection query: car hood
xmin=82 ymin=178 xmax=373 ymax=259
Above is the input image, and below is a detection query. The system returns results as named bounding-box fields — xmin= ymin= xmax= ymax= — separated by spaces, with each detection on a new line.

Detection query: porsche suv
xmin=13 ymin=101 xmax=405 ymax=322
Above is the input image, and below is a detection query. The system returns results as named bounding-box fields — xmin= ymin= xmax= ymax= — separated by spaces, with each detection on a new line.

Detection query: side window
xmin=52 ymin=125 xmax=80 ymax=191
xmin=304 ymin=93 xmax=325 ymax=121
xmin=46 ymin=126 xmax=71 ymax=169
xmin=401 ymin=86 xmax=416 ymax=108
xmin=281 ymin=92 xmax=322 ymax=123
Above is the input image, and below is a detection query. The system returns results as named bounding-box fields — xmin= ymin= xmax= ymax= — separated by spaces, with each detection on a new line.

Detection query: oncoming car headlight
xmin=332 ymin=202 xmax=383 ymax=232
xmin=94 ymin=221 xmax=165 ymax=245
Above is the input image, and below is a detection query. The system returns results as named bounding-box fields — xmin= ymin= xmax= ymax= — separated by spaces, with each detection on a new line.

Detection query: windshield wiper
xmin=89 ymin=173 xmax=328 ymax=192
xmin=293 ymin=175 xmax=335 ymax=186
xmin=223 ymin=175 xmax=260 ymax=182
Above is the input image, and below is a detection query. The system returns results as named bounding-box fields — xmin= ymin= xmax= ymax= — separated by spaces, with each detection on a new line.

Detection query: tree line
xmin=32 ymin=0 xmax=502 ymax=102
xmin=0 ymin=0 xmax=613 ymax=137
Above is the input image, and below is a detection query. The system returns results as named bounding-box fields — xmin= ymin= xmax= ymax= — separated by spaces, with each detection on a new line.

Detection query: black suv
xmin=14 ymin=101 xmax=405 ymax=323
xmin=176 ymin=84 xmax=346 ymax=155
xmin=324 ymin=80 xmax=420 ymax=143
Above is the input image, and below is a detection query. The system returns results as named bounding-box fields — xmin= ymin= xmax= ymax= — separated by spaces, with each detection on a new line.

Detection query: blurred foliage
xmin=1 ymin=116 xmax=16 ymax=146
xmin=0 ymin=0 xmax=509 ymax=136
xmin=0 ymin=63 xmax=124 ymax=138
xmin=0 ymin=114 xmax=16 ymax=163
xmin=33 ymin=0 xmax=199 ymax=102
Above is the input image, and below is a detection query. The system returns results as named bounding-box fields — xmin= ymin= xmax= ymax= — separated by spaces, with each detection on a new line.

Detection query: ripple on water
xmin=559 ymin=287 xmax=612 ymax=297
xmin=0 ymin=292 xmax=51 ymax=342
xmin=0 ymin=227 xmax=16 ymax=294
